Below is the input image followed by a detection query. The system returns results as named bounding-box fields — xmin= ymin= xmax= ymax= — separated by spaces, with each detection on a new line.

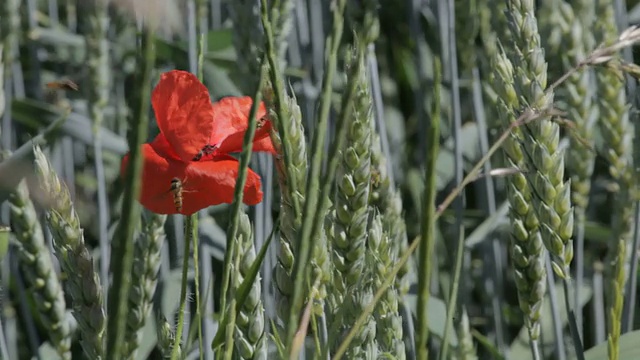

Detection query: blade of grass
xmin=171 ymin=215 xmax=192 ymax=360
xmin=216 ymin=58 xmax=267 ymax=355
xmin=416 ymin=56 xmax=441 ymax=360
xmin=105 ymin=27 xmax=156 ymax=360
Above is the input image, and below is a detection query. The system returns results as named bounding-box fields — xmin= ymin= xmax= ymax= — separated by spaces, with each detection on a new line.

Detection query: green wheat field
xmin=3 ymin=0 xmax=640 ymax=359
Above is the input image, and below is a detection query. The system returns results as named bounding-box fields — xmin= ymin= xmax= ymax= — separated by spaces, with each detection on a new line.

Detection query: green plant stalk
xmin=224 ymin=291 xmax=238 ymax=360
xmin=259 ymin=0 xmax=300 ymax=215
xmin=105 ymin=27 xmax=155 ymax=360
xmin=190 ymin=20 xmax=206 ymax=357
xmin=333 ymin=108 xmax=553 ymax=360
xmin=440 ymin=228 xmax=467 ymax=360
xmin=86 ymin=0 xmax=110 ymax=302
xmin=416 ymin=57 xmax=441 ymax=360
xmin=223 ymin=231 xmax=247 ymax=360
xmin=190 ymin=213 xmax=202 ymax=356
xmin=171 ymin=217 xmax=192 ymax=360
xmin=436 ymin=51 xmax=465 ymax=360
xmin=286 ymin=0 xmax=347 ymax=348
xmin=217 ymin=61 xmax=267 ymax=347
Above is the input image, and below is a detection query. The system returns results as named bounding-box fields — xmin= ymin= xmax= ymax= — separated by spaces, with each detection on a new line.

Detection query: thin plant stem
xmin=285 ymin=0 xmax=347 ymax=348
xmin=190 ymin=214 xmax=202 ymax=357
xmin=190 ymin=20 xmax=206 ymax=358
xmin=530 ymin=338 xmax=541 ymax=360
xmin=623 ymin=204 xmax=640 ymax=332
xmin=546 ymin=254 xmax=566 ymax=360
xmin=564 ymin=278 xmax=585 ymax=360
xmin=438 ymin=208 xmax=466 ymax=360
xmin=171 ymin=219 xmax=192 ymax=360
xmin=416 ymin=57 xmax=441 ymax=360
xmin=105 ymin=27 xmax=155 ymax=360
xmin=216 ymin=60 xmax=267 ymax=352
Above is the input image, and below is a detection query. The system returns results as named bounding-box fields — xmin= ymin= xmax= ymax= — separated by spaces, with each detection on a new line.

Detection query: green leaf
xmin=576 ymin=330 xmax=640 ymax=360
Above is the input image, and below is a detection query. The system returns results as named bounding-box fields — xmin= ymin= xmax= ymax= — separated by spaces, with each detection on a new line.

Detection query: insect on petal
xmin=121 ymin=143 xmax=189 ymax=214
xmin=120 ymin=146 xmax=264 ymax=215
xmin=152 ymin=70 xmax=215 ymax=163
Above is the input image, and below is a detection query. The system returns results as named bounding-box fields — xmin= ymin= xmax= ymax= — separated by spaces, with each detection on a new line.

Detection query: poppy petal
xmin=120 ymin=144 xmax=263 ymax=215
xmin=149 ymin=133 xmax=181 ymax=161
xmin=182 ymin=157 xmax=264 ymax=208
xmin=152 ymin=70 xmax=215 ymax=163
xmin=213 ymin=121 xmax=276 ymax=156
xmin=209 ymin=96 xmax=276 ymax=154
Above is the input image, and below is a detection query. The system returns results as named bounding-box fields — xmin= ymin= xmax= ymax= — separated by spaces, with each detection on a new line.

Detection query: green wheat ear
xmin=329 ymin=49 xmax=372 ymax=300
xmin=272 ymin=93 xmax=310 ymax=324
xmin=33 ymin=145 xmax=106 ymax=359
xmin=492 ymin=33 xmax=546 ymax=348
xmin=9 ymin=179 xmax=71 ymax=359
xmin=456 ymin=308 xmax=479 ymax=360
xmin=232 ymin=213 xmax=267 ymax=359
xmin=368 ymin=213 xmax=405 ymax=359
xmin=122 ymin=211 xmax=166 ymax=359
xmin=503 ymin=0 xmax=574 ymax=282
xmin=594 ymin=1 xmax=635 ymax=359
xmin=560 ymin=2 xmax=596 ymax=224
xmin=370 ymin=133 xmax=412 ymax=296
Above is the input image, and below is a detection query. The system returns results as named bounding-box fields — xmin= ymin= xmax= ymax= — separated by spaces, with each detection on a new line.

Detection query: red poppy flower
xmin=120 ymin=70 xmax=276 ymax=215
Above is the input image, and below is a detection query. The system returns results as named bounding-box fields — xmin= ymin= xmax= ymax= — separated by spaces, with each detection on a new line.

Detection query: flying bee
xmin=170 ymin=177 xmax=184 ymax=213
xmin=192 ymin=144 xmax=217 ymax=161
xmin=46 ymin=79 xmax=79 ymax=91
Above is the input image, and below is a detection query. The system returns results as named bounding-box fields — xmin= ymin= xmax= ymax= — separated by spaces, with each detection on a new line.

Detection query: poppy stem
xmin=191 ymin=9 xmax=207 ymax=356
xmin=171 ymin=215 xmax=192 ymax=360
